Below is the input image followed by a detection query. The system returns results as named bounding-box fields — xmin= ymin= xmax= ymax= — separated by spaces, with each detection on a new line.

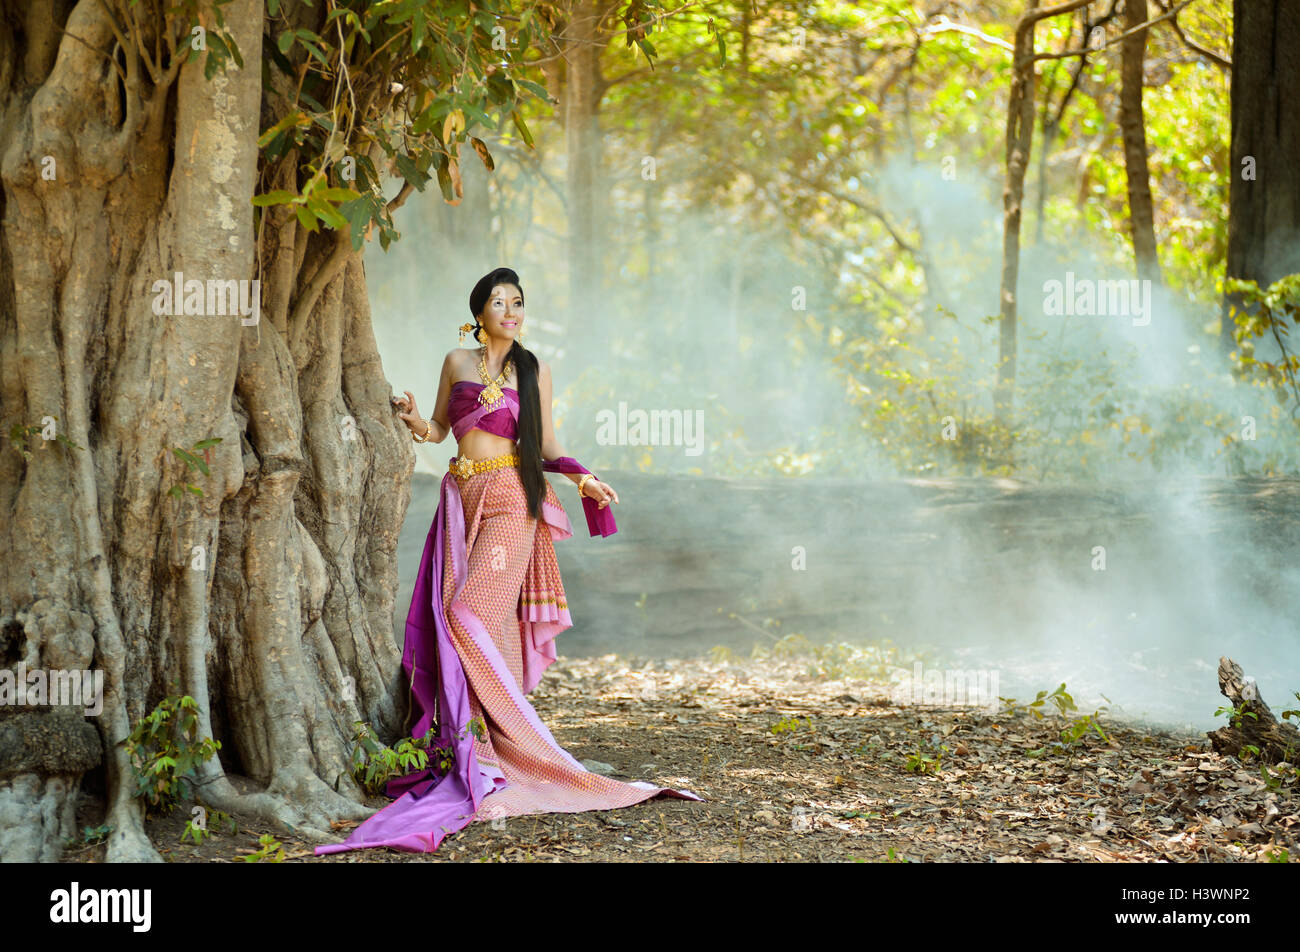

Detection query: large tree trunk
xmin=0 ymin=1 xmax=410 ymax=861
xmin=1119 ymin=0 xmax=1163 ymax=286
xmin=1222 ymin=0 xmax=1300 ymax=351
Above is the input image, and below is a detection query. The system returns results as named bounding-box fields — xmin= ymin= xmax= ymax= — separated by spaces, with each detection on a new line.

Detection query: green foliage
xmin=124 ymin=694 xmax=222 ymax=816
xmin=181 ymin=807 xmax=236 ymax=845
xmin=1226 ymin=274 xmax=1300 ymax=410
xmin=904 ymin=745 xmax=946 ymax=775
xmin=1001 ymin=683 xmax=1111 ymax=756
xmin=769 ymin=714 xmax=812 ymax=735
xmin=167 ymin=437 xmax=222 ymax=500
xmin=76 ymin=824 xmax=113 ymax=847
xmin=999 ymin=683 xmax=1076 ymax=720
xmin=8 ymin=418 xmax=83 ymax=460
xmin=1214 ymin=701 xmax=1259 ymax=730
xmin=249 ymin=0 xmax=667 ymax=251
xmin=349 ymin=715 xmax=487 ymax=795
xmin=240 ymin=833 xmax=286 ymax=863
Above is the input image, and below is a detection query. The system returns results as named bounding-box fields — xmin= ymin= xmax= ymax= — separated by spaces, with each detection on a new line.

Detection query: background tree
xmin=1222 ymin=0 xmax=1300 ymax=352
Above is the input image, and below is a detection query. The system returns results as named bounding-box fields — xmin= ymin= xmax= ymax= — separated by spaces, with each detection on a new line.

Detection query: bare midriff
xmin=455 ymin=427 xmax=517 ymax=461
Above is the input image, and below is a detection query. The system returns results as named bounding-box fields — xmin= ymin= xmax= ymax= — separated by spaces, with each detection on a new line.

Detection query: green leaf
xmin=515 ymin=78 xmax=548 ymax=101
xmin=317 ymin=186 xmax=360 ymax=203
xmin=460 ymin=102 xmax=492 ymax=129
xmin=251 ymin=190 xmax=299 ymax=207
xmin=413 ymin=9 xmax=427 ymax=51
xmin=340 ymin=197 xmax=375 ymax=251
xmin=307 ymin=195 xmax=348 ymax=230
xmin=300 ymin=38 xmax=331 ymax=67
xmin=223 ymin=33 xmax=244 ymax=69
xmin=276 ymin=31 xmax=294 ymax=55
xmin=295 ymin=203 xmax=318 ymax=233
xmin=258 ymin=111 xmax=307 ymax=149
xmin=393 ymin=154 xmax=430 ymax=191
xmin=511 ymin=111 xmax=534 ymax=149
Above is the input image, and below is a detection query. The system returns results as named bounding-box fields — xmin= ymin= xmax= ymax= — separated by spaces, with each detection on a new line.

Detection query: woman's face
xmin=481 ymin=283 xmax=524 ymax=340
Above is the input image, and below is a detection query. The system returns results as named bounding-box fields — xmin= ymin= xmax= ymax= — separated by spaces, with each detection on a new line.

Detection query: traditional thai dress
xmin=316 ymin=381 xmax=702 ymax=855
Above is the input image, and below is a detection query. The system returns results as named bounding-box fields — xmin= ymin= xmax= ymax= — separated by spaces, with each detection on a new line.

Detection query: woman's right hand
xmin=391 ymin=390 xmax=425 ymax=435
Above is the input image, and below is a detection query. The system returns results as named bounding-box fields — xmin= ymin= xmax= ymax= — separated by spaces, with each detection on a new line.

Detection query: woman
xmin=316 ymin=268 xmax=701 ymax=856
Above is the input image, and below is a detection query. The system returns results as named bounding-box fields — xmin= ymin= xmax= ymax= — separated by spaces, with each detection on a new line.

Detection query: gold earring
xmin=459 ymin=322 xmax=475 ymax=345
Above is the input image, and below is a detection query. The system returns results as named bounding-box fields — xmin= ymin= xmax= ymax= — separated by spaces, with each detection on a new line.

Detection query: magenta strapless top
xmin=448 ymin=380 xmax=520 ymax=441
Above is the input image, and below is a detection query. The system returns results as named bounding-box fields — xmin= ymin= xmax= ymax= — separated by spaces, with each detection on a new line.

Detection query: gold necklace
xmin=476 ymin=345 xmax=513 ymax=409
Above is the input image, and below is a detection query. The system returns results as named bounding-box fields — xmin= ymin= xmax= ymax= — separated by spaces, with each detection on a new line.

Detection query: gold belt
xmin=450 ymin=452 xmax=520 ymax=480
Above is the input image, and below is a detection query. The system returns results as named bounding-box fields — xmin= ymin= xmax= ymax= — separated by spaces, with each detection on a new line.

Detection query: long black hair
xmin=468 ymin=268 xmax=545 ymax=522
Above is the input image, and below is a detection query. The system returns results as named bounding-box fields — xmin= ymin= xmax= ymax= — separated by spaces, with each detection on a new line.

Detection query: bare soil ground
xmin=63 ymin=646 xmax=1298 ymax=863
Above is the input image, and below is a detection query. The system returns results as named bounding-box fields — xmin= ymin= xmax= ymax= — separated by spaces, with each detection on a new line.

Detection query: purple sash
xmin=542 ymin=456 xmax=617 ymax=537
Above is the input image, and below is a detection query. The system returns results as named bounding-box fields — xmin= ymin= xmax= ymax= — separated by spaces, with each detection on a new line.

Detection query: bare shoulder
xmin=537 ymin=358 xmax=552 ymax=387
xmin=447 ymin=347 xmax=477 ymax=374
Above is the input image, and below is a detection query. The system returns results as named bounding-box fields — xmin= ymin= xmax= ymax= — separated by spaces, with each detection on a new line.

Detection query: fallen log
xmin=1206 ymin=657 xmax=1300 ymax=765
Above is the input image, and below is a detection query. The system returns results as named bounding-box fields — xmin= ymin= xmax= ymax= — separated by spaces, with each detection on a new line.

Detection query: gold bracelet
xmin=577 ymin=473 xmax=594 ymax=496
xmin=412 ymin=419 xmax=431 ymax=443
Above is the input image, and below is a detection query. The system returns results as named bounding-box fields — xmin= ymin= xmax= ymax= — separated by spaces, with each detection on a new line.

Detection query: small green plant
xmin=878 ymin=847 xmax=911 ymax=863
xmin=1058 ymin=707 xmax=1111 ymax=747
xmin=769 ymin=715 xmax=813 ymax=735
xmin=1214 ymin=701 xmax=1259 ymax=730
xmin=124 ymin=693 xmax=222 ymax=816
xmin=78 ymin=824 xmax=113 ymax=847
xmin=9 ymin=418 xmax=83 ymax=460
xmin=167 ymin=437 xmax=222 ymax=499
xmin=181 ymin=806 xmax=236 ymax=845
xmin=999 ymin=683 xmax=1075 ymax=719
xmin=241 ymin=833 xmax=286 ymax=863
xmin=349 ymin=716 xmax=487 ymax=795
xmin=1003 ymin=684 xmax=1110 ymax=757
xmin=904 ymin=745 xmax=946 ymax=775
xmin=1265 ymin=846 xmax=1290 ymax=863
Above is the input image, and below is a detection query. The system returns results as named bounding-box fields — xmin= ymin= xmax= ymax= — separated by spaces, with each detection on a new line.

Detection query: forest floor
xmin=65 ymin=642 xmax=1298 ymax=863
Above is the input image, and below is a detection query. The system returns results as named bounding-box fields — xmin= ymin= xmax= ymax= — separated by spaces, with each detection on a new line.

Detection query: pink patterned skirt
xmin=316 ymin=461 xmax=701 ymax=855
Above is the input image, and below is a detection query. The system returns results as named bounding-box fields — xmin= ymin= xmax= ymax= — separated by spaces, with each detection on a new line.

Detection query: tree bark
xmin=0 ymin=0 xmax=410 ymax=861
xmin=1119 ymin=0 xmax=1163 ymax=286
xmin=996 ymin=1 xmax=1042 ymax=418
xmin=1222 ymin=0 xmax=1300 ymax=352
xmin=1206 ymin=657 xmax=1300 ymax=765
